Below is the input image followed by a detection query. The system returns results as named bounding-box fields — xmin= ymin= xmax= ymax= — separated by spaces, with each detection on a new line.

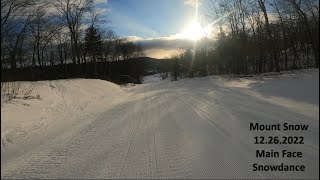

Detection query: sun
xmin=178 ymin=20 xmax=206 ymax=41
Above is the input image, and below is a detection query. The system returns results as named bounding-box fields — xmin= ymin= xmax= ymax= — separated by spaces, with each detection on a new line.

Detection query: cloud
xmin=144 ymin=48 xmax=184 ymax=59
xmin=184 ymin=0 xmax=201 ymax=7
xmin=123 ymin=35 xmax=196 ymax=59
xmin=94 ymin=0 xmax=108 ymax=5
xmin=96 ymin=7 xmax=111 ymax=14
xmin=125 ymin=36 xmax=144 ymax=41
xmin=136 ymin=37 xmax=194 ymax=50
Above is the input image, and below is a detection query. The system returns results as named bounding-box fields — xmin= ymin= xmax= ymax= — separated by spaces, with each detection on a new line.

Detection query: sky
xmin=95 ymin=0 xmax=206 ymax=58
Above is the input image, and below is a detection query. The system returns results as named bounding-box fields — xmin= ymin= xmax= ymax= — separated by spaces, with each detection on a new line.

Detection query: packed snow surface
xmin=1 ymin=70 xmax=319 ymax=179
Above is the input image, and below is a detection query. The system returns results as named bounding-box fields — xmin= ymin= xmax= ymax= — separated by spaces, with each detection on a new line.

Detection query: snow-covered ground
xmin=142 ymin=73 xmax=171 ymax=84
xmin=1 ymin=69 xmax=319 ymax=179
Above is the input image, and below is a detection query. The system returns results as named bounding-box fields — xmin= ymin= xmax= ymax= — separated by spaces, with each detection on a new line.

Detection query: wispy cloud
xmin=125 ymin=36 xmax=144 ymax=41
xmin=94 ymin=0 xmax=108 ymax=5
xmin=184 ymin=0 xmax=201 ymax=7
xmin=144 ymin=48 xmax=184 ymax=59
xmin=136 ymin=37 xmax=194 ymax=50
xmin=124 ymin=35 xmax=195 ymax=58
xmin=96 ymin=7 xmax=111 ymax=14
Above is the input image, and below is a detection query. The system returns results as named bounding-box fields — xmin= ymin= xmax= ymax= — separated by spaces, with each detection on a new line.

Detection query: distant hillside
xmin=129 ymin=57 xmax=168 ymax=63
xmin=130 ymin=57 xmax=173 ymax=75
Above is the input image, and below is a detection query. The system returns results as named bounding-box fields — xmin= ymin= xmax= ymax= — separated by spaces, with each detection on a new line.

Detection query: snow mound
xmin=217 ymin=69 xmax=319 ymax=105
xmin=1 ymin=79 xmax=123 ymax=148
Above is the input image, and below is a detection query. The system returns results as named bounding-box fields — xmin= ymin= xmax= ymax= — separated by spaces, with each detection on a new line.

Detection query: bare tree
xmin=54 ymin=0 xmax=92 ymax=64
xmin=287 ymin=0 xmax=319 ymax=67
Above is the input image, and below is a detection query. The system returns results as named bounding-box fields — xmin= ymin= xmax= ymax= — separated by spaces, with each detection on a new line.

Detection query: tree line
xmin=1 ymin=0 xmax=145 ymax=83
xmin=2 ymin=0 xmax=319 ymax=83
xmin=170 ymin=0 xmax=319 ymax=79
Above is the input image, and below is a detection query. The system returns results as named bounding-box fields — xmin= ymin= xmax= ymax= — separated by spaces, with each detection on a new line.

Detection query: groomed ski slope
xmin=1 ymin=69 xmax=319 ymax=179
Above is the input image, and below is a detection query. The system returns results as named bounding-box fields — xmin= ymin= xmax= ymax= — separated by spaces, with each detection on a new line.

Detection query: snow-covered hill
xmin=1 ymin=69 xmax=319 ymax=179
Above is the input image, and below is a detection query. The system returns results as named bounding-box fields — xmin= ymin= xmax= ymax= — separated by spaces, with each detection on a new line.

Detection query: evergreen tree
xmin=84 ymin=26 xmax=102 ymax=75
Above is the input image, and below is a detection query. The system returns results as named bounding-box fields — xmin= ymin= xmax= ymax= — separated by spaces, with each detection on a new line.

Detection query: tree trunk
xmin=259 ymin=0 xmax=280 ymax=72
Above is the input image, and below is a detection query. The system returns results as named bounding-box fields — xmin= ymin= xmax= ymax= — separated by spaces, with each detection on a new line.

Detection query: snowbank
xmin=1 ymin=79 xmax=124 ymax=147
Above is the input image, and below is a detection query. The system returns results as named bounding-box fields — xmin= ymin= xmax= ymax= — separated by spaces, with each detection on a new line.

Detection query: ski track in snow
xmin=1 ymin=70 xmax=319 ymax=179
